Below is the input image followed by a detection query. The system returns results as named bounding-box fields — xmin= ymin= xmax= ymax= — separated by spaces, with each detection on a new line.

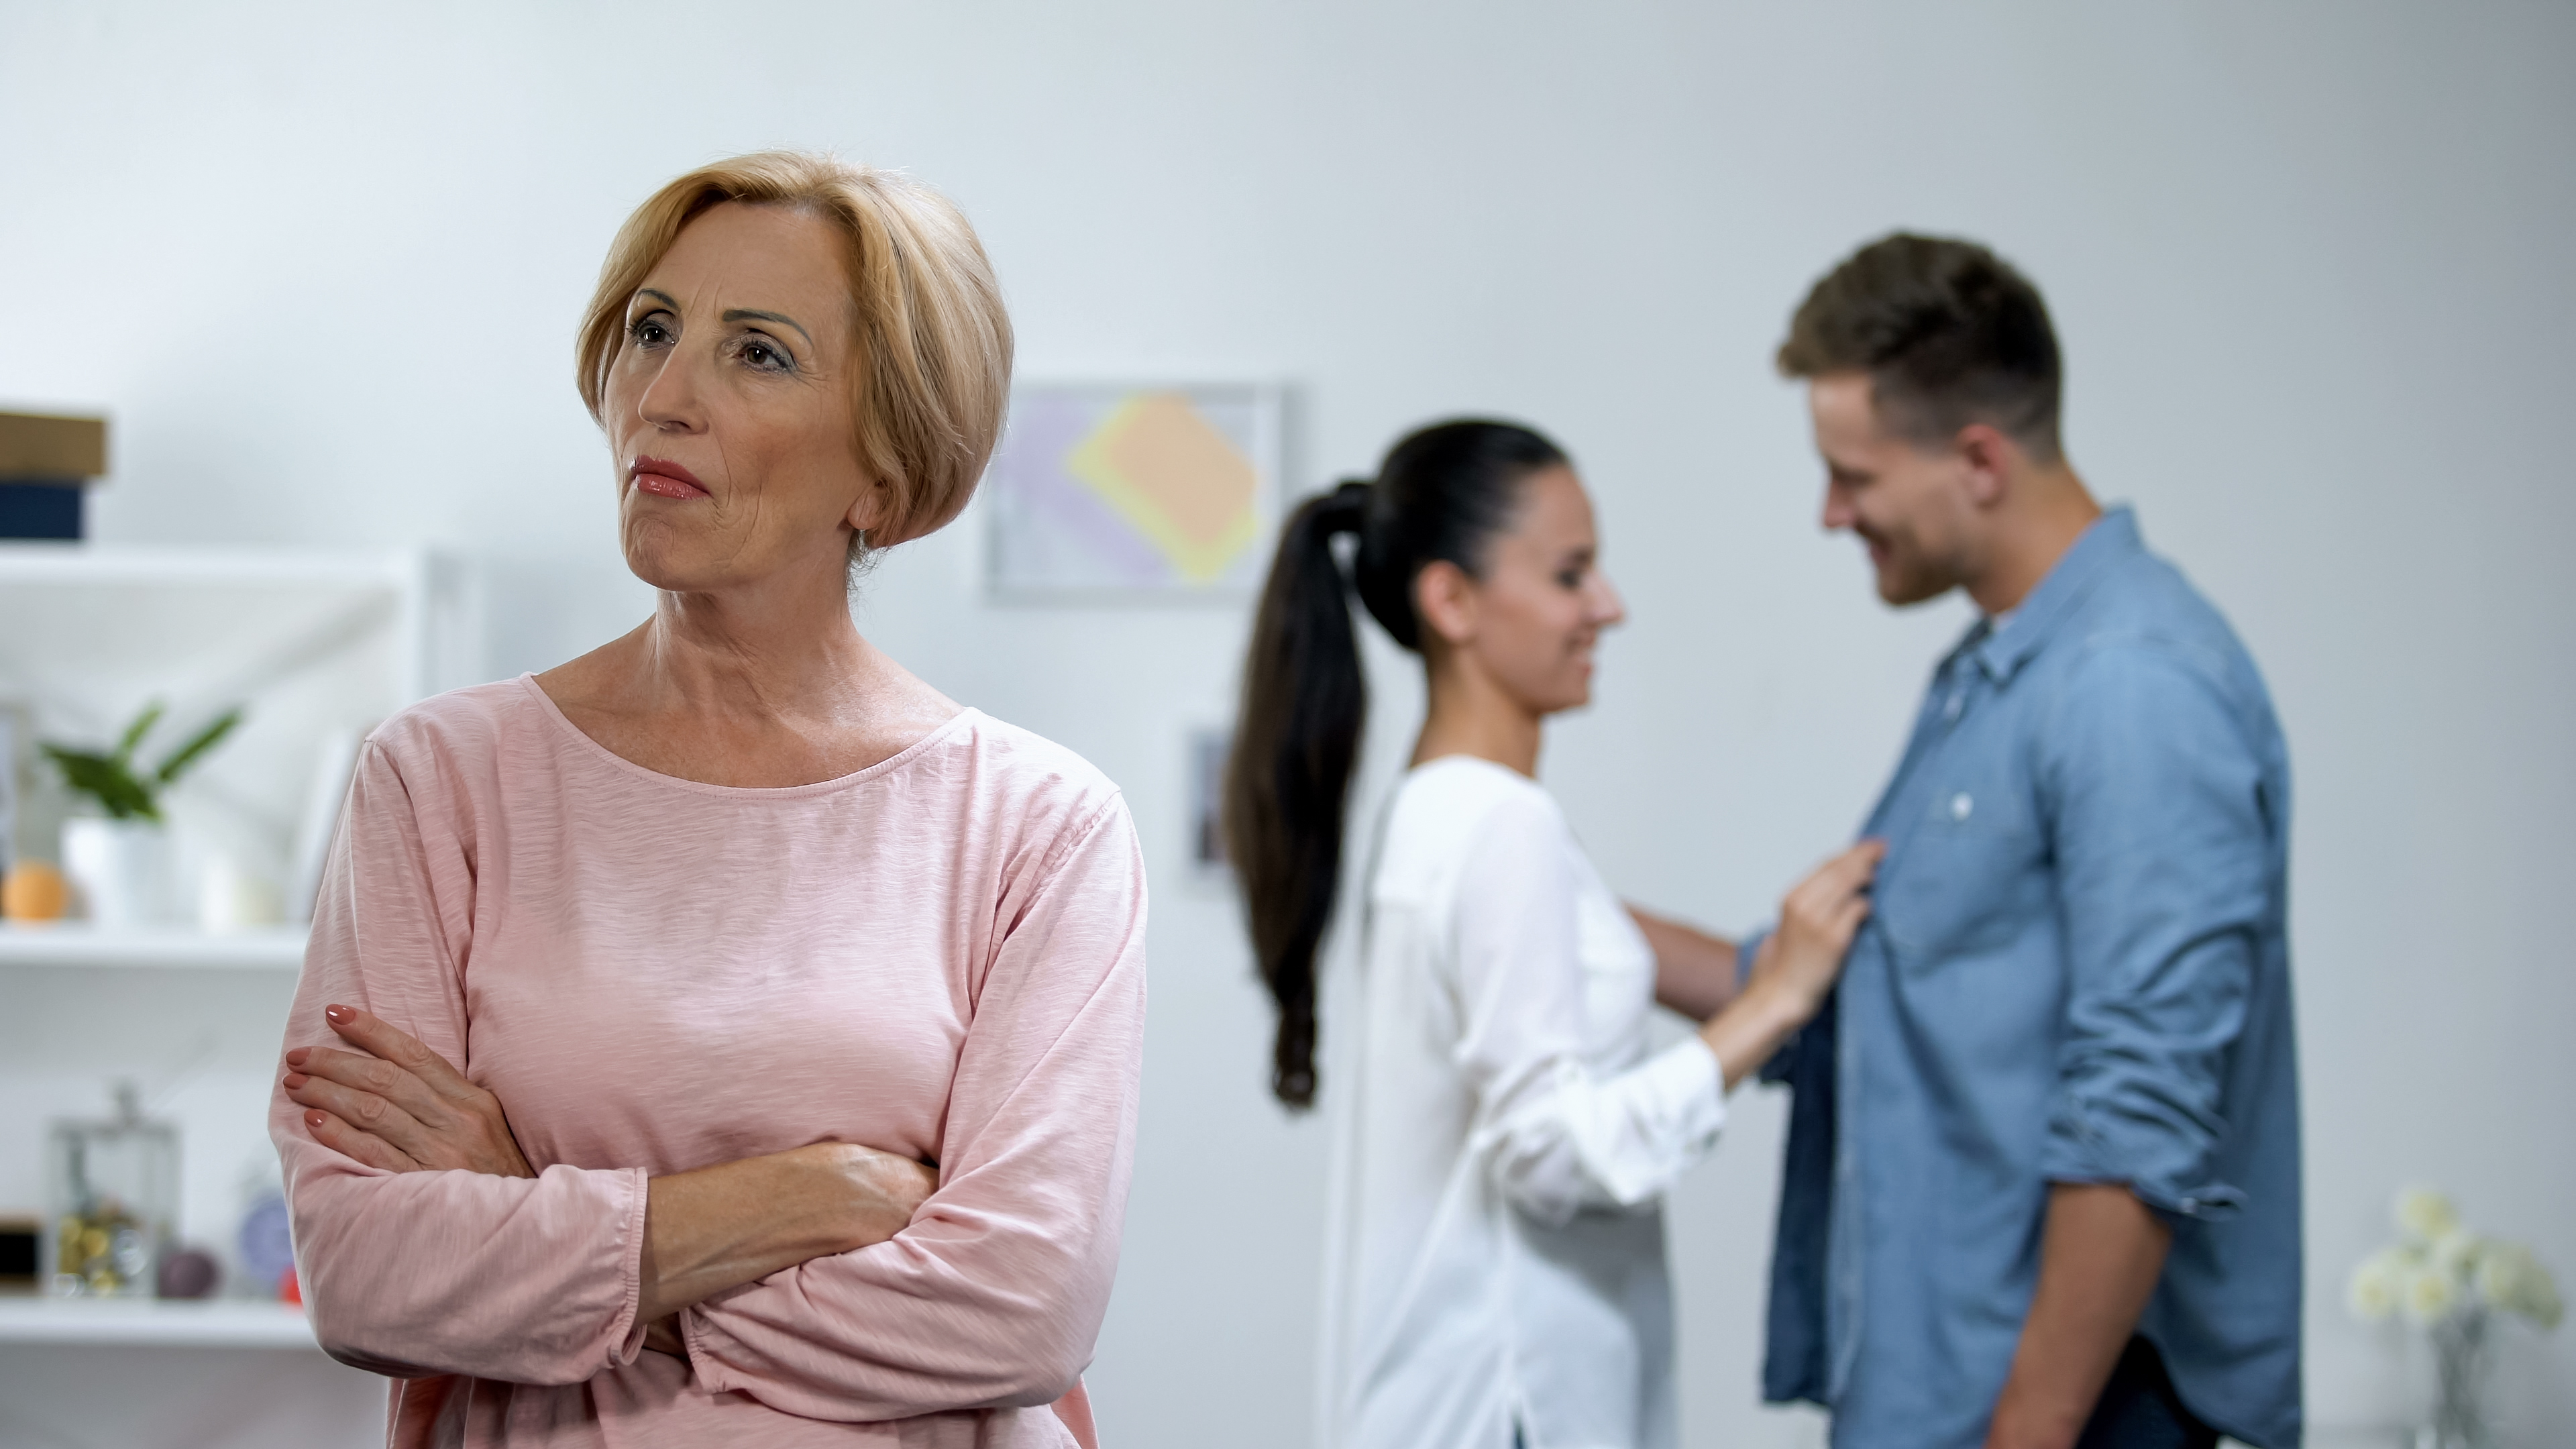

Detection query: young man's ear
xmin=1413 ymin=560 xmax=1479 ymax=648
xmin=1953 ymin=423 xmax=2016 ymax=508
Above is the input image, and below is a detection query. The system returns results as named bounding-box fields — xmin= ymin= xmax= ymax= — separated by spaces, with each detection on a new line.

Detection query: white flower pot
xmin=62 ymin=818 xmax=171 ymax=928
xmin=197 ymin=853 xmax=282 ymax=933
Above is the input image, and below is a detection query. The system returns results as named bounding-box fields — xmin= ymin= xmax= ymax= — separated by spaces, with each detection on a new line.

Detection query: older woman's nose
xmin=635 ymin=350 xmax=708 ymax=433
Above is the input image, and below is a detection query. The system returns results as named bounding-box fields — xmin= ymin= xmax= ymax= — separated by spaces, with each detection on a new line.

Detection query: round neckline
xmin=1405 ymin=753 xmax=1538 ymax=785
xmin=513 ymin=672 xmax=978 ymax=800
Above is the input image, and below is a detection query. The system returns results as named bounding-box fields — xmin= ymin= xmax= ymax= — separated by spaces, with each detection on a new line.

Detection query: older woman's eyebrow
xmin=627 ymin=290 xmax=814 ymax=350
xmin=722 ymin=308 xmax=814 ymax=347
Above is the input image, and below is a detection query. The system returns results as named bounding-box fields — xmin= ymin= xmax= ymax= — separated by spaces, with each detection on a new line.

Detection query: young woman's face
xmin=1428 ymin=464 xmax=1627 ymax=714
xmin=601 ymin=201 xmax=875 ymax=594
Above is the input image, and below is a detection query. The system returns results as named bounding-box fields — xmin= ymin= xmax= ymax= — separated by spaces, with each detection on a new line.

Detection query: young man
xmin=1754 ymin=235 xmax=2302 ymax=1449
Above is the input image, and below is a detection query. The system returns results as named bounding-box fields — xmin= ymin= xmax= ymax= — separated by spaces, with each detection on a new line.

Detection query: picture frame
xmin=982 ymin=382 xmax=1285 ymax=602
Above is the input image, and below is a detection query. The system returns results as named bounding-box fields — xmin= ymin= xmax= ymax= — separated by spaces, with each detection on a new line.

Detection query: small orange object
xmin=279 ymin=1265 xmax=302 ymax=1306
xmin=1 ymin=860 xmax=69 ymax=922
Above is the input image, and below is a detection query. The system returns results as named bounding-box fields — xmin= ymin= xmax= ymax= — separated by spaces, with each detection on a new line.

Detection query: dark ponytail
xmin=1224 ymin=419 xmax=1570 ymax=1109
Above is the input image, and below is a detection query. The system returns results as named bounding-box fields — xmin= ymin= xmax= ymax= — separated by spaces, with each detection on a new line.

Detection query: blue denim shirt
xmin=1752 ymin=509 xmax=2302 ymax=1449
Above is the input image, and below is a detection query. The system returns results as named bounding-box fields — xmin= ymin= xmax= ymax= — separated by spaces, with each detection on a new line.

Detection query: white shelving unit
xmin=0 ymin=544 xmax=470 ymax=1364
xmin=0 ymin=924 xmax=307 ymax=971
xmin=0 ymin=1296 xmax=317 ymax=1349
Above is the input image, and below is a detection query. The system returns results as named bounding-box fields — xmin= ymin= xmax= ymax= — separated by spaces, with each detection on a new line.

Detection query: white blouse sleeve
xmin=1448 ymin=788 xmax=1727 ymax=1228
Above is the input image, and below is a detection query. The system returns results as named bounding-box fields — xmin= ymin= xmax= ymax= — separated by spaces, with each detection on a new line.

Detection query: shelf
xmin=0 ymin=924 xmax=307 ymax=971
xmin=0 ymin=1297 xmax=317 ymax=1348
xmin=0 ymin=542 xmax=426 ymax=590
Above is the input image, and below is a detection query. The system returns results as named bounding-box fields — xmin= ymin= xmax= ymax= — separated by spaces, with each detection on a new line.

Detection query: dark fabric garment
xmin=1757 ymin=985 xmax=1832 ymax=1405
xmin=2078 ymin=1338 xmax=2220 ymax=1449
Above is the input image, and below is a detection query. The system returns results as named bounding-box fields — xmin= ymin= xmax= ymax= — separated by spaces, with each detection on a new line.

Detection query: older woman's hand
xmin=284 ymin=1004 xmax=536 ymax=1177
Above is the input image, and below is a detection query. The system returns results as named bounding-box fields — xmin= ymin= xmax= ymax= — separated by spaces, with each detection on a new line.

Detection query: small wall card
xmin=983 ymin=383 xmax=1283 ymax=599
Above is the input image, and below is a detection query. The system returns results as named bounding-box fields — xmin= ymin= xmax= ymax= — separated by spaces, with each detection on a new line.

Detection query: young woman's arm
xmin=1627 ymin=906 xmax=1739 ymax=1022
xmin=1454 ymin=796 xmax=1880 ymax=1224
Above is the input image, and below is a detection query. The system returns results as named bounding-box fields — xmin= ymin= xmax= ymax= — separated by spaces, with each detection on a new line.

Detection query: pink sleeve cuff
xmin=606 ymin=1166 xmax=653 ymax=1368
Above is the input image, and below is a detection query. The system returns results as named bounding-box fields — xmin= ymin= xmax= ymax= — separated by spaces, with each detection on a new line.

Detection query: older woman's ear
xmin=846 ymin=479 xmax=893 ymax=537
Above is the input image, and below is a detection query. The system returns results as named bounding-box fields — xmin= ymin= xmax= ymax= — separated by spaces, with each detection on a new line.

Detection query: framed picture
xmin=982 ymin=382 xmax=1284 ymax=600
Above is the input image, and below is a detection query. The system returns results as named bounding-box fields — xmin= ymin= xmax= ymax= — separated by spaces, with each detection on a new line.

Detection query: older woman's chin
xmin=619 ymin=542 xmax=715 ymax=594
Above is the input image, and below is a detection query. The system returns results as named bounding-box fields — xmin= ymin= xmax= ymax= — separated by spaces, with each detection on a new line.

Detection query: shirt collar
xmin=1951 ymin=506 xmax=2141 ymax=684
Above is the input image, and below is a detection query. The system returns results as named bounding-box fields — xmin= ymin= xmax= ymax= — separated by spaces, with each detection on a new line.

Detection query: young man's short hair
xmin=1778 ymin=233 xmax=2064 ymax=462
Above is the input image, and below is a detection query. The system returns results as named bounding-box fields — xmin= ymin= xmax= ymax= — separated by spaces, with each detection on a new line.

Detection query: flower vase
xmin=60 ymin=817 xmax=170 ymax=928
xmin=2418 ymin=1309 xmax=2495 ymax=1449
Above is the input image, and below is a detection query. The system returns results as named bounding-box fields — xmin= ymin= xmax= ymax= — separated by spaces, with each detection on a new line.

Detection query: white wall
xmin=4 ymin=1 xmax=2571 ymax=1443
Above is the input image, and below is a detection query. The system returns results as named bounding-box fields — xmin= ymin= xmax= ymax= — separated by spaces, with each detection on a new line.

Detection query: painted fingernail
xmin=305 ymin=1111 xmax=327 ymax=1129
xmin=284 ymin=1073 xmax=309 ymax=1089
xmin=284 ymin=1048 xmax=308 ymax=1067
xmin=325 ymin=1005 xmax=353 ymax=1024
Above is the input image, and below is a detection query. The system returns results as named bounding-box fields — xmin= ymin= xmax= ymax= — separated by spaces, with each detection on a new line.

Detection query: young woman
xmin=1224 ymin=420 xmax=1881 ymax=1449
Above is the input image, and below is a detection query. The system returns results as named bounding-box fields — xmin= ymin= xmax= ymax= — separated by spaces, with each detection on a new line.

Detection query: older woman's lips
xmin=631 ymin=457 xmax=710 ymax=500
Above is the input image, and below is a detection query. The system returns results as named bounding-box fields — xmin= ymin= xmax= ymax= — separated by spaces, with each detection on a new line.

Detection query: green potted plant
xmin=44 ymin=704 xmax=240 ymax=928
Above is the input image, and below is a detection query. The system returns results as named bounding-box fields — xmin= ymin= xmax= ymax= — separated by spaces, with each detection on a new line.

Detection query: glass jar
xmin=46 ymin=1083 xmax=177 ymax=1297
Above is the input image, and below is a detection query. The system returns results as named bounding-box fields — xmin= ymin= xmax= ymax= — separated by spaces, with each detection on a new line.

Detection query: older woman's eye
xmin=737 ymin=337 xmax=796 ymax=374
xmin=628 ymin=316 xmax=675 ymax=348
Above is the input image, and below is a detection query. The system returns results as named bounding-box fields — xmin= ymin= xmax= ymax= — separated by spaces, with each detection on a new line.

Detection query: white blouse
xmin=1317 ymin=757 xmax=1727 ymax=1449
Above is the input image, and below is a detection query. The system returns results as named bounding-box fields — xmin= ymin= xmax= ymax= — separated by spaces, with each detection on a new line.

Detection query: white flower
xmin=2403 ymin=1263 xmax=2461 ymax=1326
xmin=2475 ymin=1241 xmax=2530 ymax=1305
xmin=2395 ymin=1185 xmax=2459 ymax=1242
xmin=2476 ymin=1240 xmax=2566 ymax=1330
xmin=2346 ymin=1248 xmax=2404 ymax=1322
xmin=2429 ymin=1229 xmax=2482 ymax=1279
xmin=2526 ymin=1273 xmax=2565 ymax=1331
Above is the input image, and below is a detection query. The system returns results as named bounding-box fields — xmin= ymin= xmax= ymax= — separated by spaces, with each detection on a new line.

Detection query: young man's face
xmin=1807 ymin=372 xmax=1982 ymax=607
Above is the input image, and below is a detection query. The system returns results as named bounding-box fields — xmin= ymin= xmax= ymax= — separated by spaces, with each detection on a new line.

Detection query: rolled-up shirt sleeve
xmin=2035 ymin=643 xmax=2273 ymax=1220
xmin=272 ymin=740 xmax=652 ymax=1384
xmin=1452 ymin=790 xmax=1725 ymax=1228
xmin=677 ymin=795 xmax=1148 ymax=1421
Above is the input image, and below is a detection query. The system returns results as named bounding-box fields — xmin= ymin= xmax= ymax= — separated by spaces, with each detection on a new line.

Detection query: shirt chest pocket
xmin=1876 ymin=780 xmax=2049 ymax=963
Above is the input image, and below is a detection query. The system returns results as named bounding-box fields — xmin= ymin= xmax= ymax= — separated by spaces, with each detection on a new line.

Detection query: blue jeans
xmin=2076 ymin=1338 xmax=2219 ymax=1449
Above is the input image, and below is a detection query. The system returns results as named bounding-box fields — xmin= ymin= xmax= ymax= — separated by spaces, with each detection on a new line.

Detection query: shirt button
xmin=1944 ymin=693 xmax=1964 ymax=720
xmin=1950 ymin=792 xmax=1974 ymax=821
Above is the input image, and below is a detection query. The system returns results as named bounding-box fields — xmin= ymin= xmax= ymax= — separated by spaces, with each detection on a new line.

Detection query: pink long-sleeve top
xmin=269 ymin=677 xmax=1147 ymax=1448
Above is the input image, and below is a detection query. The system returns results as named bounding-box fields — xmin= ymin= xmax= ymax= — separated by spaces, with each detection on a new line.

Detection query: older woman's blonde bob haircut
xmin=576 ymin=151 xmax=1013 ymax=549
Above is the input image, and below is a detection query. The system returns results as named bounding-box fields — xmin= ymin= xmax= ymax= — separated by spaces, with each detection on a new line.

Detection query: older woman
xmin=270 ymin=152 xmax=1144 ymax=1448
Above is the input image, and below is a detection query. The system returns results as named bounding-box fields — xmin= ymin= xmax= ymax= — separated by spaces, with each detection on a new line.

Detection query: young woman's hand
xmin=284 ymin=1004 xmax=535 ymax=1177
xmin=1699 ymin=840 xmax=1884 ymax=1089
xmin=1746 ymin=839 xmax=1884 ymax=1016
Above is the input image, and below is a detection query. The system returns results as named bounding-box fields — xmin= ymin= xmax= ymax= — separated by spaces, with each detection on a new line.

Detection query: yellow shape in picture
xmin=1064 ymin=392 xmax=1259 ymax=583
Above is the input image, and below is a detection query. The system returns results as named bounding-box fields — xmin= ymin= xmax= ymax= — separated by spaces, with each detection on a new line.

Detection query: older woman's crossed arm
xmin=270 ymin=742 xmax=936 ymax=1385
xmin=284 ymin=1006 xmax=932 ymax=1354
